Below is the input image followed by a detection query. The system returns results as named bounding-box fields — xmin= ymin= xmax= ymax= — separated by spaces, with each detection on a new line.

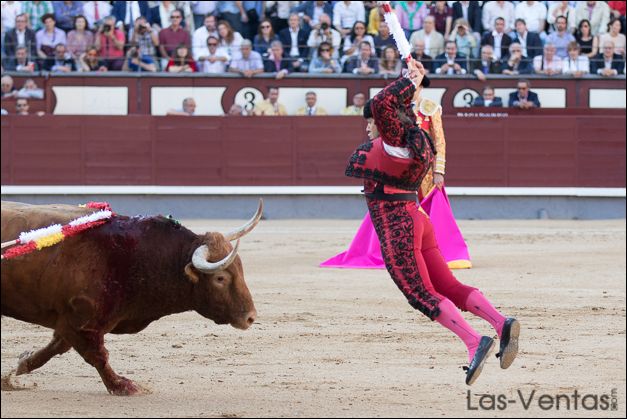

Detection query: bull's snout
xmin=233 ymin=309 xmax=257 ymax=330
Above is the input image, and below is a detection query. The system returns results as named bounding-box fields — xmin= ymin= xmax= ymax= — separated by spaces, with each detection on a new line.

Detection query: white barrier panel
xmin=589 ymin=89 xmax=626 ymax=108
xmin=151 ymin=87 xmax=226 ymax=115
xmin=52 ymin=86 xmax=128 ymax=115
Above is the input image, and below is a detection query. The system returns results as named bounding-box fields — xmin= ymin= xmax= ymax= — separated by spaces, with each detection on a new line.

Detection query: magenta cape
xmin=320 ymin=187 xmax=472 ymax=269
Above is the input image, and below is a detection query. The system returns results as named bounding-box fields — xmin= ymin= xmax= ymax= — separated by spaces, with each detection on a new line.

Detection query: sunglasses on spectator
xmin=16 ymin=103 xmax=28 ymax=107
xmin=171 ymin=15 xmax=182 ymax=19
xmin=261 ymin=25 xmax=271 ymax=28
xmin=518 ymin=87 xmax=528 ymax=90
xmin=208 ymin=42 xmax=218 ymax=46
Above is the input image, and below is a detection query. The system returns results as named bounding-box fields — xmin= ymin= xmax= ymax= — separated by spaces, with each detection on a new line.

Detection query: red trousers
xmin=367 ymin=197 xmax=477 ymax=320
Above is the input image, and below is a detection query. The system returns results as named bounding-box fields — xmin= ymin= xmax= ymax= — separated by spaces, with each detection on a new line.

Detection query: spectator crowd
xmin=0 ymin=1 xmax=625 ymax=78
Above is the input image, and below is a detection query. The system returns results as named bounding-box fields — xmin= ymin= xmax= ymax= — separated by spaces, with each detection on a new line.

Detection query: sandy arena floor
xmin=2 ymin=219 xmax=626 ymax=417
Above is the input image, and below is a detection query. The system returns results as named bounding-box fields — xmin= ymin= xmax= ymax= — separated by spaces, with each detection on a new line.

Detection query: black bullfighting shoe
xmin=464 ymin=336 xmax=495 ymax=386
xmin=496 ymin=317 xmax=520 ymax=369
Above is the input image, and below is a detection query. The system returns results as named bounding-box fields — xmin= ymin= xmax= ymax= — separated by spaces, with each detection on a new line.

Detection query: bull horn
xmin=224 ymin=199 xmax=263 ymax=242
xmin=191 ymin=240 xmax=240 ymax=274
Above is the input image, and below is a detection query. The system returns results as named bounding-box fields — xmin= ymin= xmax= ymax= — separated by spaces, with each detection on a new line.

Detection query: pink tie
xmin=94 ymin=2 xmax=100 ymax=21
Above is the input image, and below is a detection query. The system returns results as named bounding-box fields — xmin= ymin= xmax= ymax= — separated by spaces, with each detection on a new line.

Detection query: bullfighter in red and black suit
xmin=345 ymin=59 xmax=520 ymax=385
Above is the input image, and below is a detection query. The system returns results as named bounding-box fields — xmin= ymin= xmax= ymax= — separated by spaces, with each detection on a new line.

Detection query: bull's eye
xmin=214 ymin=275 xmax=227 ymax=285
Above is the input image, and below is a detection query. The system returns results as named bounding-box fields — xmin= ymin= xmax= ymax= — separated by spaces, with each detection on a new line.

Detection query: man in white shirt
xmin=514 ymin=1 xmax=547 ymax=35
xmin=83 ymin=1 xmax=112 ymax=28
xmin=332 ymin=1 xmax=365 ymax=37
xmin=562 ymin=41 xmax=590 ymax=76
xmin=192 ymin=14 xmax=219 ymax=62
xmin=482 ymin=1 xmax=515 ymax=33
xmin=199 ymin=35 xmax=230 ymax=74
xmin=533 ymin=43 xmax=563 ymax=75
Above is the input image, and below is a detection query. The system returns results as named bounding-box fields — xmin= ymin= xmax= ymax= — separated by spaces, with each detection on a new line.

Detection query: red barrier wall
xmin=2 ymin=110 xmax=624 ymax=187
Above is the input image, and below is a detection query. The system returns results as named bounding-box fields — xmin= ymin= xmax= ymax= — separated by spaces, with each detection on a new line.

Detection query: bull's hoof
xmin=15 ymin=351 xmax=34 ymax=376
xmin=107 ymin=377 xmax=145 ymax=396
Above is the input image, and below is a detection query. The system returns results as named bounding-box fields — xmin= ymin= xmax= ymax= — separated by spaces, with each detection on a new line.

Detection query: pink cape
xmin=320 ymin=187 xmax=472 ymax=269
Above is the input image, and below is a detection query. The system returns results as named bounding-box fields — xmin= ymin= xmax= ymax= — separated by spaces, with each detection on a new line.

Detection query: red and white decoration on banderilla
xmin=1 ymin=202 xmax=114 ymax=260
xmin=378 ymin=1 xmax=412 ymax=62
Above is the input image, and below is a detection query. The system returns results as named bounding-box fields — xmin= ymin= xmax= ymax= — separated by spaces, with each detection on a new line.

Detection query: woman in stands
xmin=344 ymin=59 xmax=519 ymax=385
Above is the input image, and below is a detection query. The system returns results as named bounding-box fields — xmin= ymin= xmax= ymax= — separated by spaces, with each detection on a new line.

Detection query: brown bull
xmin=1 ymin=200 xmax=262 ymax=395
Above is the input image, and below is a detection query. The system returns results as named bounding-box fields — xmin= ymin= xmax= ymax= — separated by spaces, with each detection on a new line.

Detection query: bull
xmin=1 ymin=200 xmax=262 ymax=395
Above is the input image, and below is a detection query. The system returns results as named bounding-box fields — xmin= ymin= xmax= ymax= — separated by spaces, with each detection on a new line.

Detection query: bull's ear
xmin=184 ymin=263 xmax=200 ymax=283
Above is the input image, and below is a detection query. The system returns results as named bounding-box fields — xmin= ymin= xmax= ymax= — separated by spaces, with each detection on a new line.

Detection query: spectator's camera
xmin=320 ymin=22 xmax=329 ymax=31
xmin=138 ymin=24 xmax=148 ymax=34
xmin=103 ymin=24 xmax=112 ymax=32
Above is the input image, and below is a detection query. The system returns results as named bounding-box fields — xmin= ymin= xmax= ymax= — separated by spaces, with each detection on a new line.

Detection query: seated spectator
xmin=278 ymin=13 xmax=310 ymax=73
xmin=166 ymin=44 xmax=197 ymax=73
xmin=79 ymin=46 xmax=108 ymax=72
xmin=167 ymin=97 xmax=196 ymax=116
xmin=509 ymin=79 xmax=541 ymax=109
xmin=192 ymin=14 xmax=219 ymax=63
xmin=373 ymin=21 xmax=395 ymax=57
xmin=308 ymin=42 xmax=341 ymax=74
xmin=472 ymin=86 xmax=503 ymax=107
xmin=67 ymin=15 xmax=94 ymax=59
xmin=4 ymin=46 xmax=38 ymax=72
xmin=575 ymin=1 xmax=611 ymax=36
xmin=430 ymin=1 xmax=454 ymax=39
xmin=95 ymin=15 xmax=125 ymax=70
xmin=533 ymin=43 xmax=563 ymax=75
xmin=452 ymin=0 xmax=483 ymax=33
xmin=43 ymin=42 xmax=76 ymax=72
xmin=410 ymin=39 xmax=433 ymax=74
xmin=333 ymin=0 xmax=366 ymax=37
xmin=3 ymin=13 xmax=38 ymax=67
xmin=15 ymin=97 xmax=31 ymax=115
xmin=53 ymin=0 xmax=84 ymax=32
xmin=451 ymin=18 xmax=477 ymax=59
xmin=501 ymin=42 xmax=533 ymax=75
xmin=575 ymin=19 xmax=600 ymax=59
xmin=217 ymin=20 xmax=244 ymax=63
xmin=394 ymin=0 xmax=428 ymax=37
xmin=511 ymin=18 xmax=543 ymax=59
xmin=409 ymin=16 xmax=444 ymax=58
xmin=198 ymin=35 xmax=229 ymax=74
xmin=591 ymin=40 xmax=625 ymax=76
xmin=470 ymin=45 xmax=502 ymax=81
xmin=83 ymin=1 xmax=112 ymax=29
xmin=342 ymin=21 xmax=375 ymax=64
xmin=296 ymin=91 xmax=328 ymax=116
xmin=1 ymin=75 xmax=18 ymax=98
xmin=226 ymin=103 xmax=245 ymax=116
xmin=229 ymin=39 xmax=263 ymax=78
xmin=514 ymin=1 xmax=547 ymax=37
xmin=599 ymin=18 xmax=626 ymax=56
xmin=130 ymin=16 xmax=159 ymax=67
xmin=16 ymin=78 xmax=45 ymax=99
xmin=481 ymin=17 xmax=512 ymax=61
xmin=378 ymin=46 xmax=401 ymax=76
xmin=434 ymin=41 xmax=467 ymax=75
xmin=253 ymin=19 xmax=279 ymax=59
xmin=253 ymin=87 xmax=287 ymax=116
xmin=292 ymin=0 xmax=334 ymax=32
xmin=158 ymin=10 xmax=191 ymax=68
xmin=482 ymin=0 xmax=515 ymax=33
xmin=263 ymin=40 xmax=292 ymax=79
xmin=548 ymin=1 xmax=576 ymax=34
xmin=562 ymin=41 xmax=590 ymax=77
xmin=307 ymin=13 xmax=341 ymax=60
xmin=36 ymin=13 xmax=67 ymax=60
xmin=344 ymin=41 xmax=378 ymax=75
xmin=149 ymin=1 xmax=178 ymax=31
xmin=546 ymin=15 xmax=576 ymax=59
xmin=23 ymin=1 xmax=55 ymax=32
xmin=122 ymin=46 xmax=157 ymax=72
xmin=609 ymin=1 xmax=626 ymax=29
xmin=341 ymin=92 xmax=366 ymax=115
